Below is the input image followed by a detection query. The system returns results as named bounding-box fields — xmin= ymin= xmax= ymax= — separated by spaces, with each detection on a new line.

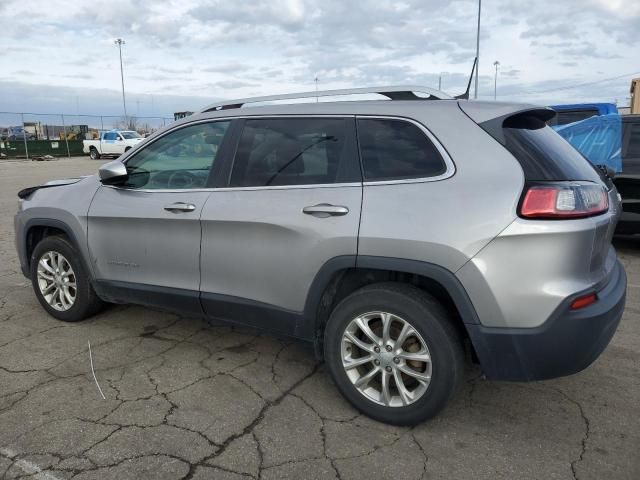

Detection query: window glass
xmin=501 ymin=120 xmax=603 ymax=183
xmin=230 ymin=118 xmax=351 ymax=187
xmin=124 ymin=121 xmax=230 ymax=189
xmin=357 ymin=118 xmax=447 ymax=181
xmin=120 ymin=131 xmax=141 ymax=139
xmin=103 ymin=132 xmax=117 ymax=141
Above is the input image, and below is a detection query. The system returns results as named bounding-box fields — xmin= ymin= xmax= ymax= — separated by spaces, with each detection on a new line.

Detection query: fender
xmin=297 ymin=255 xmax=481 ymax=342
xmin=22 ymin=218 xmax=92 ymax=281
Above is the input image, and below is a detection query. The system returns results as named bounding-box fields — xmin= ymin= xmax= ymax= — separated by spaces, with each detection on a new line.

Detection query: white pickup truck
xmin=83 ymin=130 xmax=145 ymax=159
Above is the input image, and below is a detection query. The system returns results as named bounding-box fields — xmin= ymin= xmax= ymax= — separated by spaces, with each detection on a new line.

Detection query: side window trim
xmin=355 ymin=115 xmax=456 ymax=185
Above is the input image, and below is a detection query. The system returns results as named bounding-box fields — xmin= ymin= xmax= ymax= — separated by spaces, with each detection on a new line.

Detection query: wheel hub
xmin=341 ymin=311 xmax=432 ymax=407
xmin=36 ymin=251 xmax=77 ymax=312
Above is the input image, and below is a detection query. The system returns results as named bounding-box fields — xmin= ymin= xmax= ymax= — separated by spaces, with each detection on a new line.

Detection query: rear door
xmin=88 ymin=119 xmax=232 ymax=313
xmin=200 ymin=116 xmax=362 ymax=336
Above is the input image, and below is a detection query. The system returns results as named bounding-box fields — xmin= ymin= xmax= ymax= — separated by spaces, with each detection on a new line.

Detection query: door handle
xmin=302 ymin=204 xmax=349 ymax=217
xmin=164 ymin=202 xmax=196 ymax=213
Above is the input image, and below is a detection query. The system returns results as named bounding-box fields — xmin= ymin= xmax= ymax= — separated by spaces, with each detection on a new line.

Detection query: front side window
xmin=357 ymin=118 xmax=447 ymax=181
xmin=230 ymin=118 xmax=354 ymax=187
xmin=103 ymin=132 xmax=117 ymax=141
xmin=124 ymin=121 xmax=230 ymax=189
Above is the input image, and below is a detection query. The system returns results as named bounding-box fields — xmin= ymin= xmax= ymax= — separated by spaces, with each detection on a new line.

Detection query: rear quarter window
xmin=357 ymin=118 xmax=447 ymax=181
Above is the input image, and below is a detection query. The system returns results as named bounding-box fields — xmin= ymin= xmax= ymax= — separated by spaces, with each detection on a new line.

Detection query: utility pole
xmin=474 ymin=0 xmax=481 ymax=99
xmin=438 ymin=74 xmax=442 ymax=91
xmin=314 ymin=77 xmax=319 ymax=102
xmin=115 ymin=38 xmax=128 ymax=118
xmin=493 ymin=61 xmax=500 ymax=100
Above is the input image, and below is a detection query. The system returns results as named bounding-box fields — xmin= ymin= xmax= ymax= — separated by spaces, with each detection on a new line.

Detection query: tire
xmin=324 ymin=282 xmax=464 ymax=425
xmin=30 ymin=235 xmax=105 ymax=322
xmin=89 ymin=147 xmax=100 ymax=160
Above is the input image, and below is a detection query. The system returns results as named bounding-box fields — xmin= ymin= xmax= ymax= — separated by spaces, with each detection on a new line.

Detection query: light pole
xmin=114 ymin=38 xmax=128 ymax=119
xmin=474 ymin=0 xmax=481 ymax=99
xmin=493 ymin=61 xmax=500 ymax=100
xmin=314 ymin=76 xmax=319 ymax=102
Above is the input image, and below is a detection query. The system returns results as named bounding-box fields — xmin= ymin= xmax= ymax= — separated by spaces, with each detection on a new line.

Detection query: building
xmin=631 ymin=78 xmax=640 ymax=114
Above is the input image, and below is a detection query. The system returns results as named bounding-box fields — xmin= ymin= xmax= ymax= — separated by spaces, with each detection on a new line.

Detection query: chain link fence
xmin=0 ymin=112 xmax=174 ymax=160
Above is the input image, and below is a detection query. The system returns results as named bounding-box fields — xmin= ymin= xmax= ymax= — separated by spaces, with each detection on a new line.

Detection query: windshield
xmin=120 ymin=131 xmax=141 ymax=139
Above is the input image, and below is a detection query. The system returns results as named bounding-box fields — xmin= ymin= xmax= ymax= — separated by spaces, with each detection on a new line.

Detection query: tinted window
xmin=357 ymin=118 xmax=446 ymax=181
xmin=103 ymin=132 xmax=117 ymax=141
xmin=124 ymin=121 xmax=230 ymax=189
xmin=485 ymin=113 xmax=604 ymax=184
xmin=230 ymin=118 xmax=354 ymax=187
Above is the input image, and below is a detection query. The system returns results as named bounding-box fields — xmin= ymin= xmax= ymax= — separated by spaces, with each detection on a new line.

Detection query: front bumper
xmin=466 ymin=259 xmax=627 ymax=381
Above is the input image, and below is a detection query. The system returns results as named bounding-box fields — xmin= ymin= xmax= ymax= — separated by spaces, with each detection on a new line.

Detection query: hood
xmin=17 ymin=177 xmax=87 ymax=199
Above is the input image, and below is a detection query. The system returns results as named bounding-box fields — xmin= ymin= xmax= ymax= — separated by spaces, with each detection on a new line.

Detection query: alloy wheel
xmin=36 ymin=251 xmax=77 ymax=311
xmin=341 ymin=311 xmax=432 ymax=407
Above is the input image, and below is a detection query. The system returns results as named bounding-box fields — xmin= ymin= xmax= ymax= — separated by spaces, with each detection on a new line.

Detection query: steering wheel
xmin=167 ymin=170 xmax=198 ymax=189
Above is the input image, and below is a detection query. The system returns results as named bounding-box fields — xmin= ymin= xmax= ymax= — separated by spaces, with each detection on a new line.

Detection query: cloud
xmin=0 ymin=0 xmax=636 ymax=111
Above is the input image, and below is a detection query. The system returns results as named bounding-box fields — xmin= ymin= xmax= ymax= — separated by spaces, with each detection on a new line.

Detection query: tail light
xmin=520 ymin=182 xmax=608 ymax=219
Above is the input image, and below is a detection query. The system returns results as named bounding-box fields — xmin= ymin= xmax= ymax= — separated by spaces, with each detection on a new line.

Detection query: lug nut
xmin=385 ymin=366 xmax=392 ymax=372
xmin=393 ymin=357 xmax=400 ymax=364
xmin=385 ymin=345 xmax=392 ymax=352
xmin=374 ymin=346 xmax=380 ymax=353
xmin=374 ymin=359 xmax=380 ymax=366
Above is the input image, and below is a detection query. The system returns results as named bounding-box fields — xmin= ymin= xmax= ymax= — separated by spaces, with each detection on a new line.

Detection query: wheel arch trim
xmin=299 ymin=255 xmax=481 ymax=341
xmin=22 ymin=218 xmax=92 ymax=281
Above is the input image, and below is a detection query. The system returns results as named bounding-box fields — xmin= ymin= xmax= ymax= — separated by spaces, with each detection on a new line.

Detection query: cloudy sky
xmin=1 ymin=0 xmax=639 ymax=120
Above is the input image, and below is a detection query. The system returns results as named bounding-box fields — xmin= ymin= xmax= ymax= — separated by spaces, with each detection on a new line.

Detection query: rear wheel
xmin=89 ymin=147 xmax=100 ymax=160
xmin=30 ymin=236 xmax=105 ymax=322
xmin=324 ymin=283 xmax=464 ymax=425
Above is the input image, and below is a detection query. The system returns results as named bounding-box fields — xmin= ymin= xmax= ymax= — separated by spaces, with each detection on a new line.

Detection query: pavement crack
xmin=548 ymin=386 xmax=590 ymax=480
xmin=203 ymin=362 xmax=320 ymax=465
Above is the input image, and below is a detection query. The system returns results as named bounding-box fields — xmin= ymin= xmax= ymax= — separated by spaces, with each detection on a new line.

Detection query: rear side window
xmin=230 ymin=118 xmax=357 ymax=187
xmin=357 ymin=118 xmax=446 ymax=181
xmin=485 ymin=113 xmax=603 ymax=183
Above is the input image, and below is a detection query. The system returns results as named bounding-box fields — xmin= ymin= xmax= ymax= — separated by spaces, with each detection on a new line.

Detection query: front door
xmin=200 ymin=117 xmax=362 ymax=335
xmin=88 ymin=119 xmax=232 ymax=313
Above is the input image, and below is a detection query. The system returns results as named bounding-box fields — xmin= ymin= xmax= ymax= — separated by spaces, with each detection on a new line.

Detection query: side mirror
xmin=99 ymin=160 xmax=128 ymax=185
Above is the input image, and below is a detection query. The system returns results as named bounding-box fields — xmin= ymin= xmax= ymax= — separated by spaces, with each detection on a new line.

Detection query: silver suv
xmin=14 ymin=86 xmax=627 ymax=425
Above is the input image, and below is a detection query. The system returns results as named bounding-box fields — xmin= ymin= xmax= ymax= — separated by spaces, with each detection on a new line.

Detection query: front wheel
xmin=30 ymin=236 xmax=105 ymax=322
xmin=324 ymin=283 xmax=464 ymax=425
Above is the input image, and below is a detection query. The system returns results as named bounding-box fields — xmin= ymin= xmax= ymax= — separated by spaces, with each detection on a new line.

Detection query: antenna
xmin=455 ymin=57 xmax=478 ymax=100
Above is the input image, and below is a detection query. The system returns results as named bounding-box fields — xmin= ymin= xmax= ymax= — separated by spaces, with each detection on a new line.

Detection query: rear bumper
xmin=466 ymin=259 xmax=626 ymax=381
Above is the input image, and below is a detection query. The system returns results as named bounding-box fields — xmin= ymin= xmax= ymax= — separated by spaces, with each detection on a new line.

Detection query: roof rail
xmin=200 ymin=85 xmax=452 ymax=112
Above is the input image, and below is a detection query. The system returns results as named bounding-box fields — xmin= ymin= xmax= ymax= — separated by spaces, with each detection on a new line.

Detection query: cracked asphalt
xmin=1 ymin=157 xmax=639 ymax=479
